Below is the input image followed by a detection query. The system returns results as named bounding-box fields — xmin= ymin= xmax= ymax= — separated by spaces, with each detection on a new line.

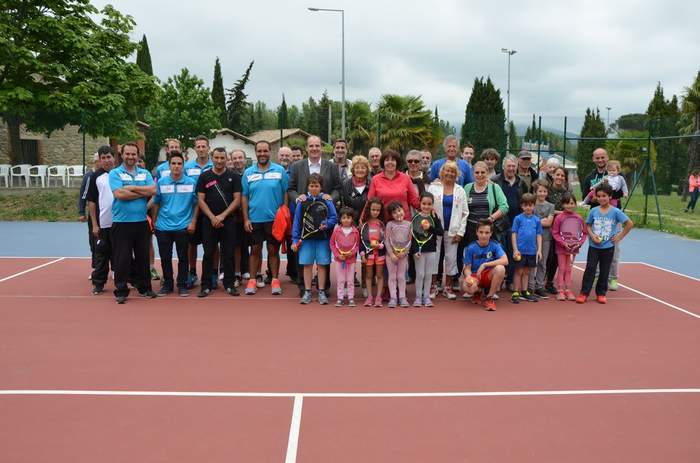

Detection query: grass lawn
xmin=0 ymin=189 xmax=79 ymax=221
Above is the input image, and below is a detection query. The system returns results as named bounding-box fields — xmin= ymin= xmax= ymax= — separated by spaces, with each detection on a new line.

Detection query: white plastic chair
xmin=0 ymin=164 xmax=10 ymax=188
xmin=48 ymin=165 xmax=68 ymax=187
xmin=29 ymin=165 xmax=49 ymax=188
xmin=10 ymin=164 xmax=31 ymax=187
xmin=67 ymin=165 xmax=85 ymax=187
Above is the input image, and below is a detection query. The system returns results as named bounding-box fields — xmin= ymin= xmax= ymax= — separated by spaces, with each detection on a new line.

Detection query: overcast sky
xmin=96 ymin=0 xmax=698 ymax=132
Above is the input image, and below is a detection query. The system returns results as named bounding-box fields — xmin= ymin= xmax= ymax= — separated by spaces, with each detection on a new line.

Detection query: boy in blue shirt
xmin=291 ymin=173 xmax=337 ymax=305
xmin=511 ymin=193 xmax=543 ymax=303
xmin=577 ymin=183 xmax=634 ymax=304
xmin=152 ymin=151 xmax=198 ymax=297
xmin=462 ymin=220 xmax=508 ymax=311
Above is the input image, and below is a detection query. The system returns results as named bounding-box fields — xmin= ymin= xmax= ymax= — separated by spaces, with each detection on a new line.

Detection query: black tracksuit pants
xmin=580 ymin=246 xmax=615 ymax=296
xmin=91 ymin=227 xmax=113 ymax=287
xmin=155 ymin=229 xmax=189 ymax=290
xmin=202 ymin=217 xmax=235 ymax=290
xmin=111 ymin=221 xmax=151 ymax=297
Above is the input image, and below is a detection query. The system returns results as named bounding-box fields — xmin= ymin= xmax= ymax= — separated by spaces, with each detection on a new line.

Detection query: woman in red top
xmin=367 ymin=149 xmax=420 ymax=221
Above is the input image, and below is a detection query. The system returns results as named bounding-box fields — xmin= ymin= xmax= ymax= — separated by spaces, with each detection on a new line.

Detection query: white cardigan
xmin=427 ymin=181 xmax=469 ymax=238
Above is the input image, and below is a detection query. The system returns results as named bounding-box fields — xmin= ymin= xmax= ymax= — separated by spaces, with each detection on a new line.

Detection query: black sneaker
xmin=226 ymin=286 xmax=239 ymax=297
xmin=178 ymin=288 xmax=189 ymax=297
xmin=139 ymin=290 xmax=157 ymax=299
xmin=116 ymin=295 xmax=127 ymax=304
xmin=511 ymin=292 xmax=521 ymax=304
xmin=522 ymin=290 xmax=539 ymax=302
xmin=197 ymin=288 xmax=211 ymax=298
xmin=157 ymin=287 xmax=172 ymax=297
xmin=92 ymin=285 xmax=104 ymax=295
xmin=545 ymin=283 xmax=558 ymax=295
xmin=534 ymin=288 xmax=549 ymax=299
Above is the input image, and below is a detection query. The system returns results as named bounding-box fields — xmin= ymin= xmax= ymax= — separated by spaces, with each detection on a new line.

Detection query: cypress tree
xmin=508 ymin=121 xmax=519 ymax=152
xmin=318 ymin=90 xmax=331 ymax=143
xmin=577 ymin=107 xmax=607 ymax=192
xmin=225 ymin=61 xmax=254 ymax=133
xmin=136 ymin=34 xmax=153 ymax=76
xmin=647 ymin=83 xmax=683 ymax=194
xmin=461 ymin=77 xmax=506 ymax=155
xmin=278 ymin=94 xmax=288 ymax=129
xmin=211 ymin=58 xmax=226 ymax=128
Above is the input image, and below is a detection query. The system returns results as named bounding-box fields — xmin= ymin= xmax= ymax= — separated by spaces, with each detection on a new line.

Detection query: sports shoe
xmin=483 ymin=297 xmax=497 ymax=311
xmin=387 ymin=298 xmax=397 ymax=308
xmin=413 ymin=298 xmax=422 ymax=307
xmin=423 ymin=296 xmax=433 ymax=307
xmin=157 ymin=287 xmax=172 ymax=297
xmin=234 ymin=274 xmax=241 ymax=288
xmin=399 ymin=298 xmax=410 ymax=308
xmin=511 ymin=292 xmax=521 ymax=304
xmin=150 ymin=268 xmax=160 ymax=281
xmin=575 ymin=294 xmax=587 ymax=304
xmin=596 ymin=295 xmax=607 ymax=304
xmin=452 ymin=280 xmax=461 ymax=291
xmin=545 ymin=283 xmax=558 ymax=295
xmin=178 ymin=288 xmax=189 ymax=297
xmin=226 ymin=286 xmax=239 ymax=297
xmin=556 ymin=290 xmax=566 ymax=301
xmin=442 ymin=287 xmax=457 ymax=300
xmin=186 ymin=271 xmax=197 ymax=289
xmin=256 ymin=274 xmax=265 ymax=288
xmin=300 ymin=290 xmax=312 ymax=304
xmin=245 ymin=279 xmax=257 ymax=295
xmin=348 ymin=299 xmax=356 ymax=307
xmin=116 ymin=295 xmax=127 ymax=304
xmin=242 ymin=272 xmax=251 ymax=280
xmin=565 ymin=290 xmax=576 ymax=301
xmin=522 ymin=290 xmax=538 ymax=302
xmin=92 ymin=285 xmax=104 ymax=295
xmin=471 ymin=291 xmax=482 ymax=305
xmin=335 ymin=298 xmax=344 ymax=307
xmin=608 ymin=278 xmax=618 ymax=291
xmin=318 ymin=290 xmax=329 ymax=305
xmin=271 ymin=278 xmax=282 ymax=295
xmin=197 ymin=288 xmax=211 ymax=298
xmin=364 ymin=296 xmax=373 ymax=307
xmin=429 ymin=284 xmax=438 ymax=299
xmin=374 ymin=297 xmax=383 ymax=308
xmin=139 ymin=290 xmax=157 ymax=299
xmin=534 ymin=288 xmax=549 ymax=299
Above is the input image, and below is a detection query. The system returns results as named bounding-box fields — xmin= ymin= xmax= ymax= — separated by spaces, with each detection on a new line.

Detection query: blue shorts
xmin=298 ymin=239 xmax=331 ymax=266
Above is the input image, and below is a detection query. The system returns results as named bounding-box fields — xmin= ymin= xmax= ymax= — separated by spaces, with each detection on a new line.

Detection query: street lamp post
xmin=606 ymin=106 xmax=611 ymax=128
xmin=308 ymin=7 xmax=346 ymax=140
xmin=501 ymin=48 xmax=516 ymax=152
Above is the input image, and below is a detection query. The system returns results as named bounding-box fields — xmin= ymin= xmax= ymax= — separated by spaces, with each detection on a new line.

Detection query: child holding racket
xmin=360 ymin=197 xmax=386 ymax=307
xmin=385 ymin=201 xmax=412 ymax=308
xmin=461 ymin=219 xmax=508 ymax=311
xmin=551 ymin=192 xmax=587 ymax=301
xmin=510 ymin=193 xmax=543 ymax=304
xmin=329 ymin=206 xmax=360 ymax=307
xmin=577 ymin=183 xmax=633 ymax=304
xmin=291 ymin=173 xmax=337 ymax=305
xmin=411 ymin=192 xmax=443 ymax=307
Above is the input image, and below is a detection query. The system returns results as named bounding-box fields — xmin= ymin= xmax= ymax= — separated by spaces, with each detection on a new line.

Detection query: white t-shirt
xmin=95 ymin=172 xmax=114 ymax=228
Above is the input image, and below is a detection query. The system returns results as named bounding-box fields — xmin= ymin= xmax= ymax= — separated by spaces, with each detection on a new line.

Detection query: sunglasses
xmin=407 ymin=159 xmax=420 ymax=164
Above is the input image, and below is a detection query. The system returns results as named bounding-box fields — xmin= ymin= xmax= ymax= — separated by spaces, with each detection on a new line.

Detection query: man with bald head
xmin=277 ymin=146 xmax=293 ymax=171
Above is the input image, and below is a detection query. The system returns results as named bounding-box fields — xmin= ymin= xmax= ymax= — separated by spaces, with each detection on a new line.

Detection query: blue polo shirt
xmin=511 ymin=212 xmax=542 ymax=255
xmin=587 ymin=206 xmax=630 ymax=249
xmin=153 ymin=174 xmax=197 ymax=231
xmin=241 ymin=162 xmax=288 ymax=223
xmin=109 ymin=164 xmax=154 ymax=223
xmin=155 ymin=161 xmax=171 ymax=180
xmin=184 ymin=158 xmax=213 ymax=182
xmin=429 ymin=158 xmax=474 ymax=186
xmin=464 ymin=240 xmax=505 ymax=271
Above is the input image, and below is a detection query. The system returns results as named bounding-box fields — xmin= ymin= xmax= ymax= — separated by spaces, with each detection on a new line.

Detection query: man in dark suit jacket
xmin=288 ymin=135 xmax=341 ymax=295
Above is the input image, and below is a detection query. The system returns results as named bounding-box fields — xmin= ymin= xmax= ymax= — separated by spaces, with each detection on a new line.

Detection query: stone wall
xmin=0 ymin=120 xmax=109 ymax=165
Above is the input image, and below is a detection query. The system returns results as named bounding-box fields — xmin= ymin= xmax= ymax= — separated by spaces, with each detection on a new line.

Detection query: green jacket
xmin=464 ymin=181 xmax=509 ymax=216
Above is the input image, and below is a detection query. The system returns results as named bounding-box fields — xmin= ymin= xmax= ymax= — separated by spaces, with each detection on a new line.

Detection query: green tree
xmin=679 ymin=72 xmax=700 ymax=197
xmin=508 ymin=121 xmax=520 ymax=152
xmin=211 ymin=57 xmax=227 ymax=128
xmin=577 ymin=108 xmax=607 ymax=187
xmin=0 ymin=0 xmax=157 ymax=163
xmin=461 ymin=77 xmax=506 ymax=155
xmin=278 ymin=95 xmax=288 ymax=129
xmin=377 ymin=94 xmax=438 ymax=154
xmin=318 ymin=91 xmax=332 ymax=143
xmin=287 ymin=104 xmax=301 ymax=128
xmin=145 ymin=68 xmax=220 ymax=167
xmin=226 ymin=61 xmax=254 ymax=133
xmin=647 ymin=83 xmax=683 ymax=194
xmin=524 ymin=114 xmax=537 ymax=142
xmin=136 ymin=34 xmax=153 ymax=76
xmin=345 ymin=100 xmax=373 ymax=155
xmin=301 ymin=97 xmax=320 ymax=135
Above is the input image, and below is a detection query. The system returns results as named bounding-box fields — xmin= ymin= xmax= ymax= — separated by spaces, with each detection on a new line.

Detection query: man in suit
xmin=288 ymin=135 xmax=341 ymax=295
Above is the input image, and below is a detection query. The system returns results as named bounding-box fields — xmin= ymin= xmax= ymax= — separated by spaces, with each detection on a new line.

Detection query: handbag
xmin=488 ymin=183 xmax=511 ymax=234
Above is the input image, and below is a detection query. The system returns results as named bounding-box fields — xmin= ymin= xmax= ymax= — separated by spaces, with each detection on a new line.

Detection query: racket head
xmin=302 ymin=200 xmax=328 ymax=237
xmin=360 ymin=220 xmax=384 ymax=251
xmin=559 ymin=215 xmax=583 ymax=250
xmin=390 ymin=221 xmax=412 ymax=254
xmin=411 ymin=213 xmax=434 ymax=245
xmin=334 ymin=227 xmax=358 ymax=257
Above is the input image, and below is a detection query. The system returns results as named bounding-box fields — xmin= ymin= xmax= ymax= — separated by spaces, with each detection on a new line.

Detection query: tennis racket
xmin=411 ymin=213 xmax=434 ymax=256
xmin=360 ymin=221 xmax=384 ymax=260
xmin=388 ymin=221 xmax=412 ymax=258
xmin=301 ymin=201 xmax=329 ymax=240
xmin=333 ymin=227 xmax=358 ymax=268
xmin=559 ymin=215 xmax=584 ymax=267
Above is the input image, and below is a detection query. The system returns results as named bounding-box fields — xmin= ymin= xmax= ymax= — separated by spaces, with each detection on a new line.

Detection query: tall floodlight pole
xmin=501 ymin=48 xmax=517 ymax=152
xmin=606 ymin=106 xmax=611 ymax=127
xmin=309 ymin=7 xmax=346 ymax=139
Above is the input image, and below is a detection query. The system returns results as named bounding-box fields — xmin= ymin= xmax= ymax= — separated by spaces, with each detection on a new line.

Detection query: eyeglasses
xmin=407 ymin=159 xmax=420 ymax=164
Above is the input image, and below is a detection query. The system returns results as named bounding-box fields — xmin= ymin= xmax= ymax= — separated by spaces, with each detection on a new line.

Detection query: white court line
xmin=572 ymin=265 xmax=700 ymax=320
xmin=639 ymin=262 xmax=700 ymax=283
xmin=0 ymin=257 xmax=65 ymax=283
xmin=1 ymin=388 xmax=698 ymax=399
xmin=285 ymin=395 xmax=304 ymax=463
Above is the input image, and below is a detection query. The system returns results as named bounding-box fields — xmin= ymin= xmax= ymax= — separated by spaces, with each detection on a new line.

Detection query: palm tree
xmin=376 ymin=95 xmax=440 ymax=154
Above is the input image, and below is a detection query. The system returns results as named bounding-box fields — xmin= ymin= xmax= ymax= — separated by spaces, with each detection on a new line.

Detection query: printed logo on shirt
xmin=119 ymin=173 xmax=132 ymax=181
xmin=160 ymin=170 xmax=171 ymax=178
xmin=205 ymin=180 xmax=218 ymax=189
xmin=264 ymin=171 xmax=282 ymax=180
xmin=186 ymin=168 xmax=201 ymax=177
xmin=247 ymin=173 xmax=263 ymax=182
xmin=134 ymin=173 xmax=147 ymax=182
xmin=160 ymin=184 xmax=175 ymax=194
xmin=176 ymin=184 xmax=194 ymax=193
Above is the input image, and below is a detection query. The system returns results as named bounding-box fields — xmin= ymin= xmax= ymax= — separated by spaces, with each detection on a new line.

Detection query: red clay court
xmin=1 ymin=257 xmax=699 ymax=462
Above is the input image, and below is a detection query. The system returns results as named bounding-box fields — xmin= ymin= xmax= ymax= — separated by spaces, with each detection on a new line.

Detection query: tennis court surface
xmin=1 ymin=257 xmax=698 ymax=462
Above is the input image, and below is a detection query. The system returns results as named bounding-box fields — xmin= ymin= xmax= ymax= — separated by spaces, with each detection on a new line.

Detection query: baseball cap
xmin=518 ymin=149 xmax=532 ymax=159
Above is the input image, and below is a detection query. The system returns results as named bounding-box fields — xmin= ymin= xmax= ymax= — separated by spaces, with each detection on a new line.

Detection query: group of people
xmin=79 ymin=133 xmax=634 ymax=310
